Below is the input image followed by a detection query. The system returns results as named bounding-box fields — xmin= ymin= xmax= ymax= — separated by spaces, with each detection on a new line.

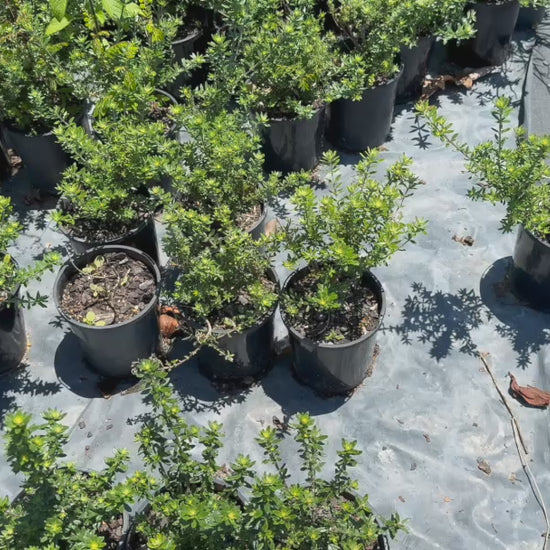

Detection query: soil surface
xmin=282 ymin=271 xmax=380 ymax=344
xmin=61 ymin=252 xmax=156 ymax=325
xmin=97 ymin=515 xmax=126 ymax=549
xmin=236 ymin=203 xmax=263 ymax=232
xmin=149 ymin=98 xmax=174 ymax=131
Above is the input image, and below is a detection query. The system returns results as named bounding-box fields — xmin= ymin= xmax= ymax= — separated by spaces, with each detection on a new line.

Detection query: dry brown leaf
xmin=159 ymin=314 xmax=180 ymax=338
xmin=421 ymin=67 xmax=498 ymax=100
xmin=509 ymin=374 xmax=550 ymax=408
xmin=264 ymin=219 xmax=281 ymax=236
xmin=444 ymin=496 xmax=453 ymax=503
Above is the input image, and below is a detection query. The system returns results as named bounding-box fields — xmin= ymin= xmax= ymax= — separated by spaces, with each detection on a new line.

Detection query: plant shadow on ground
xmin=0 ymin=363 xmax=62 ymax=422
xmin=386 ymin=282 xmax=491 ymax=361
xmin=480 ymin=257 xmax=550 ymax=369
xmin=54 ymin=331 xmax=139 ymax=398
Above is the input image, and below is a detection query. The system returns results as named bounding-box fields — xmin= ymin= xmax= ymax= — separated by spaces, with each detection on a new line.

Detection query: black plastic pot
xmin=262 ymin=107 xmax=325 ymax=173
xmin=1 ymin=125 xmax=69 ymax=194
xmin=511 ymin=225 xmax=550 ymax=310
xmin=447 ymin=1 xmax=520 ymax=67
xmin=281 ymin=267 xmax=386 ymax=396
xmin=0 ymin=263 xmax=26 ymax=373
xmin=59 ymin=212 xmax=160 ymax=266
xmin=53 ymin=245 xmax=161 ymax=377
xmin=327 ymin=68 xmax=402 ymax=152
xmin=396 ymin=36 xmax=434 ymax=103
xmin=247 ymin=204 xmax=268 ymax=241
xmin=198 ymin=269 xmax=279 ymax=381
xmin=516 ymin=6 xmax=545 ymax=29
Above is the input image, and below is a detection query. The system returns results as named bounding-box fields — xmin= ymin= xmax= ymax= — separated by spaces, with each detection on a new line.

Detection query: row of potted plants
xmin=0 ymin=357 xmax=406 ymax=549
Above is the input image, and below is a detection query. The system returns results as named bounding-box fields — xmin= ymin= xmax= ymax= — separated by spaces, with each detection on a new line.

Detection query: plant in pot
xmin=446 ymin=0 xmax=520 ymax=67
xmin=171 ymin=101 xmax=309 ymax=238
xmin=206 ymin=6 xmax=335 ymax=173
xmin=53 ymin=243 xmax=162 ymax=377
xmin=517 ymin=0 xmax=548 ymax=29
xmin=0 ymin=408 xmax=143 ymax=549
xmin=326 ymin=0 xmax=404 ymax=151
xmin=129 ymin=358 xmax=407 ymax=549
xmin=0 ymin=195 xmax=60 ymax=373
xmin=0 ymin=0 xmax=83 ymax=193
xmin=390 ymin=0 xmax=476 ymax=101
xmin=162 ymin=207 xmax=279 ymax=380
xmin=417 ymin=96 xmax=550 ymax=310
xmin=279 ymin=150 xmax=427 ymax=395
xmin=53 ymin=116 xmax=185 ymax=262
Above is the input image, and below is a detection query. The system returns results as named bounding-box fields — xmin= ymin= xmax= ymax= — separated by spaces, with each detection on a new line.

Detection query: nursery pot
xmin=168 ymin=28 xmax=208 ymax=96
xmin=59 ymin=208 xmax=160 ymax=266
xmin=327 ymin=67 xmax=402 ymax=152
xmin=246 ymin=203 xmax=268 ymax=241
xmin=511 ymin=225 xmax=550 ymax=310
xmin=262 ymin=106 xmax=325 ymax=173
xmin=198 ymin=269 xmax=279 ymax=381
xmin=396 ymin=36 xmax=434 ymax=102
xmin=0 ymin=261 xmax=27 ymax=374
xmin=447 ymin=1 xmax=520 ymax=67
xmin=281 ymin=267 xmax=386 ymax=396
xmin=1 ymin=125 xmax=69 ymax=194
xmin=516 ymin=5 xmax=545 ymax=29
xmin=53 ymin=245 xmax=161 ymax=377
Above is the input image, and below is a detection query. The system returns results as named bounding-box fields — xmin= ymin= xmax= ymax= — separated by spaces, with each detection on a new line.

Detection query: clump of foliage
xmin=0 ymin=408 xmax=144 ymax=549
xmin=280 ymin=150 xmax=426 ymax=341
xmin=53 ymin=117 xmax=184 ymax=241
xmin=416 ymin=96 xmax=550 ymax=239
xmin=207 ymin=2 xmax=335 ymax=119
xmin=0 ymin=196 xmax=60 ymax=308
xmin=171 ymin=100 xmax=309 ymax=225
xmin=163 ymin=209 xmax=278 ymax=347
xmin=132 ymin=357 xmax=407 ymax=549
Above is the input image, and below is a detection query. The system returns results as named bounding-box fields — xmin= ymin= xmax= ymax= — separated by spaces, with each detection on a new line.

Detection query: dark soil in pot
xmin=516 ymin=5 xmax=545 ymax=29
xmin=327 ymin=68 xmax=402 ymax=152
xmin=54 ymin=246 xmax=161 ymax=377
xmin=396 ymin=36 xmax=434 ymax=103
xmin=447 ymin=1 xmax=520 ymax=67
xmin=236 ymin=203 xmax=267 ymax=240
xmin=281 ymin=266 xmax=386 ymax=396
xmin=511 ymin=225 xmax=550 ymax=310
xmin=1 ymin=125 xmax=69 ymax=195
xmin=197 ymin=269 xmax=279 ymax=381
xmin=262 ymin=106 xmax=325 ymax=173
xmin=0 ymin=263 xmax=26 ymax=373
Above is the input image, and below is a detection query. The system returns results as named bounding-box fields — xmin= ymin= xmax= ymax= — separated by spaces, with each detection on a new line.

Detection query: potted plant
xmin=207 ymin=6 xmax=334 ymax=173
xmin=172 ymin=102 xmax=308 ymax=237
xmin=447 ymin=0 xmax=520 ymax=67
xmin=279 ymin=150 xmax=427 ymax=395
xmin=0 ymin=408 xmax=142 ymax=548
xmin=53 ymin=117 xmax=184 ymax=262
xmin=326 ymin=0 xmax=403 ymax=151
xmin=162 ymin=208 xmax=279 ymax=380
xmin=0 ymin=0 xmax=82 ymax=193
xmin=53 ymin=245 xmax=161 ymax=377
xmin=0 ymin=196 xmax=60 ymax=373
xmin=417 ymin=96 xmax=550 ymax=309
xmin=127 ymin=358 xmax=407 ymax=549
xmin=516 ymin=0 xmax=548 ymax=29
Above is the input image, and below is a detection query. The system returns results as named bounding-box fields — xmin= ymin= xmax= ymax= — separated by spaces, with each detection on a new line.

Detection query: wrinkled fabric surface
xmin=1 ymin=27 xmax=550 ymax=550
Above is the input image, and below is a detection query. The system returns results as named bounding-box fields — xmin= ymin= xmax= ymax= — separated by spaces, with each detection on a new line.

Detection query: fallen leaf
xmin=509 ymin=374 xmax=550 ymax=408
xmin=452 ymin=234 xmax=475 ymax=247
xmin=477 ymin=458 xmax=491 ymax=475
xmin=398 ymin=496 xmax=406 ymax=503
xmin=423 ymin=433 xmax=431 ymax=443
xmin=421 ymin=67 xmax=498 ymax=100
xmin=444 ymin=496 xmax=453 ymax=503
xmin=159 ymin=314 xmax=180 ymax=338
xmin=264 ymin=219 xmax=280 ymax=236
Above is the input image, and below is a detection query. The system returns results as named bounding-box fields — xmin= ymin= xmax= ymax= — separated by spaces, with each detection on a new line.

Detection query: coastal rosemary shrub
xmin=53 ymin=117 xmax=184 ymax=240
xmin=132 ymin=357 xmax=407 ymax=549
xmin=416 ymin=96 xmax=550 ymax=240
xmin=0 ymin=408 xmax=144 ymax=549
xmin=0 ymin=196 xmax=60 ymax=308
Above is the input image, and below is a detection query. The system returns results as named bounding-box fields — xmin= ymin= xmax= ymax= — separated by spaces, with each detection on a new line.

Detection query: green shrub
xmin=416 ymin=96 xmax=550 ymax=238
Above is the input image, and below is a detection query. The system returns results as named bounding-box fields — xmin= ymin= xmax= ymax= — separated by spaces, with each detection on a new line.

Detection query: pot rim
xmin=265 ymin=104 xmax=326 ymax=124
xmin=171 ymin=27 xmax=203 ymax=46
xmin=244 ymin=202 xmax=267 ymax=234
xmin=364 ymin=63 xmax=404 ymax=93
xmin=280 ymin=264 xmax=386 ymax=350
xmin=518 ymin=224 xmax=550 ymax=249
xmin=54 ymin=245 xmax=161 ymax=331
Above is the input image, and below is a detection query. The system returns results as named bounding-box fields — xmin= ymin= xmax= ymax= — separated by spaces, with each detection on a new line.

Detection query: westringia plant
xmin=0 ymin=409 xmax=145 ymax=550
xmin=0 ymin=196 xmax=60 ymax=308
xmin=53 ymin=117 xmax=184 ymax=240
xmin=416 ymin=96 xmax=550 ymax=239
xmin=281 ymin=149 xmax=426 ymax=336
xmin=171 ymin=101 xmax=309 ymax=225
xmin=133 ymin=357 xmax=407 ymax=549
xmin=162 ymin=209 xmax=278 ymax=346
